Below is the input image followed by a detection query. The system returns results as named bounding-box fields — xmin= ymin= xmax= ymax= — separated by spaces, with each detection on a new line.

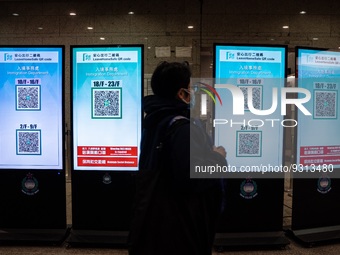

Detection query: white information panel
xmin=72 ymin=46 xmax=143 ymax=171
xmin=214 ymin=44 xmax=286 ymax=173
xmin=0 ymin=47 xmax=64 ymax=170
xmin=296 ymin=48 xmax=340 ymax=169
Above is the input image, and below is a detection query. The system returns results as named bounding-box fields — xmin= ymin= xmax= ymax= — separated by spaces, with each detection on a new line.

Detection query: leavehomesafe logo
xmin=226 ymin=52 xmax=235 ymax=60
xmin=83 ymin=53 xmax=91 ymax=61
xmin=307 ymin=55 xmax=314 ymax=63
xmin=4 ymin=53 xmax=13 ymax=61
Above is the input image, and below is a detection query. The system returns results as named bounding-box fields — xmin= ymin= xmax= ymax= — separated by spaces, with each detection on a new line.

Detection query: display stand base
xmin=214 ymin=231 xmax=290 ymax=250
xmin=66 ymin=229 xmax=128 ymax=248
xmin=0 ymin=228 xmax=70 ymax=245
xmin=287 ymin=225 xmax=340 ymax=247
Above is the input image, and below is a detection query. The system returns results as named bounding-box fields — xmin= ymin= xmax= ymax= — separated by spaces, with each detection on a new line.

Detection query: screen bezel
xmin=70 ymin=44 xmax=144 ymax=172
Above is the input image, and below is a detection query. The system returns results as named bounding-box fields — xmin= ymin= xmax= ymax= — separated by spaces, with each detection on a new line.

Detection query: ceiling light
xmin=312 ymin=37 xmax=318 ymax=40
xmin=38 ymin=27 xmax=43 ymax=30
xmin=300 ymin=11 xmax=306 ymax=14
xmin=188 ymin=25 xmax=194 ymax=29
xmin=282 ymin=25 xmax=289 ymax=29
xmin=100 ymin=37 xmax=105 ymax=40
xmin=87 ymin=26 xmax=93 ymax=30
xmin=69 ymin=12 xmax=76 ymax=16
xmin=128 ymin=11 xmax=134 ymax=15
xmin=12 ymin=13 xmax=19 ymax=16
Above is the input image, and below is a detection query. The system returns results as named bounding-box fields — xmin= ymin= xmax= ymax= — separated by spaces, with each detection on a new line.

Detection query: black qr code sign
xmin=16 ymin=86 xmax=40 ymax=110
xmin=314 ymin=91 xmax=337 ymax=119
xmin=239 ymin=86 xmax=262 ymax=110
xmin=17 ymin=130 xmax=41 ymax=155
xmin=237 ymin=131 xmax=262 ymax=157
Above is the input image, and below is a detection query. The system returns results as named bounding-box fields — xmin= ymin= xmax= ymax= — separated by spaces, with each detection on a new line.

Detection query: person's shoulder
xmin=169 ymin=116 xmax=190 ymax=133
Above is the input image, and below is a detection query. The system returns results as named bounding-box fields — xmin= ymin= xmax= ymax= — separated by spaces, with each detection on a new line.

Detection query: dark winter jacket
xmin=128 ymin=95 xmax=227 ymax=255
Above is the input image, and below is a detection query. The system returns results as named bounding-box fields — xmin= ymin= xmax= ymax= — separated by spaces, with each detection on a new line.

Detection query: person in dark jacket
xmin=128 ymin=61 xmax=227 ymax=255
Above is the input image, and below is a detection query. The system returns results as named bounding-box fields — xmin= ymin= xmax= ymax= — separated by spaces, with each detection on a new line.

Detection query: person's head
xmin=151 ymin=61 xmax=192 ymax=103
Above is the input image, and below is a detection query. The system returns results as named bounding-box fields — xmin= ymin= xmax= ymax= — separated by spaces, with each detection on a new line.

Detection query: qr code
xmin=17 ymin=130 xmax=41 ymax=155
xmin=237 ymin=131 xmax=262 ymax=157
xmin=92 ymin=88 xmax=121 ymax=118
xmin=16 ymin=86 xmax=40 ymax=110
xmin=314 ymin=91 xmax=337 ymax=119
xmin=239 ymin=86 xmax=262 ymax=110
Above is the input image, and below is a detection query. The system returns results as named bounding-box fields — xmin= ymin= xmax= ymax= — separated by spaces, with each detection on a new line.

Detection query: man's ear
xmin=177 ymin=88 xmax=186 ymax=101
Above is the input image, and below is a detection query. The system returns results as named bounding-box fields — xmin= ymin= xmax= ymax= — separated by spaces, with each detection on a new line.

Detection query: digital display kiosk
xmin=0 ymin=46 xmax=66 ymax=243
xmin=212 ymin=44 xmax=288 ymax=248
xmin=69 ymin=45 xmax=143 ymax=245
xmin=0 ymin=47 xmax=63 ymax=170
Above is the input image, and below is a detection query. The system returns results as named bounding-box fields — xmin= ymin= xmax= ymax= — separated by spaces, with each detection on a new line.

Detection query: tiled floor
xmin=1 ymin=236 xmax=340 ymax=255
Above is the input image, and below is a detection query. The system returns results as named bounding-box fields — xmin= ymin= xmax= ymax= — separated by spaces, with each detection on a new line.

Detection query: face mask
xmin=182 ymin=88 xmax=195 ymax=108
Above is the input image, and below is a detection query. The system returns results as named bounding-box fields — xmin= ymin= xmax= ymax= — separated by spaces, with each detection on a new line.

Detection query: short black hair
xmin=151 ymin=61 xmax=191 ymax=99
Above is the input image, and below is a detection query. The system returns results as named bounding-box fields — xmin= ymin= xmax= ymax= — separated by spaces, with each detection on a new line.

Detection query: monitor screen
xmin=296 ymin=47 xmax=340 ymax=169
xmin=213 ymin=44 xmax=286 ymax=174
xmin=0 ymin=46 xmax=64 ymax=170
xmin=72 ymin=46 xmax=143 ymax=171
